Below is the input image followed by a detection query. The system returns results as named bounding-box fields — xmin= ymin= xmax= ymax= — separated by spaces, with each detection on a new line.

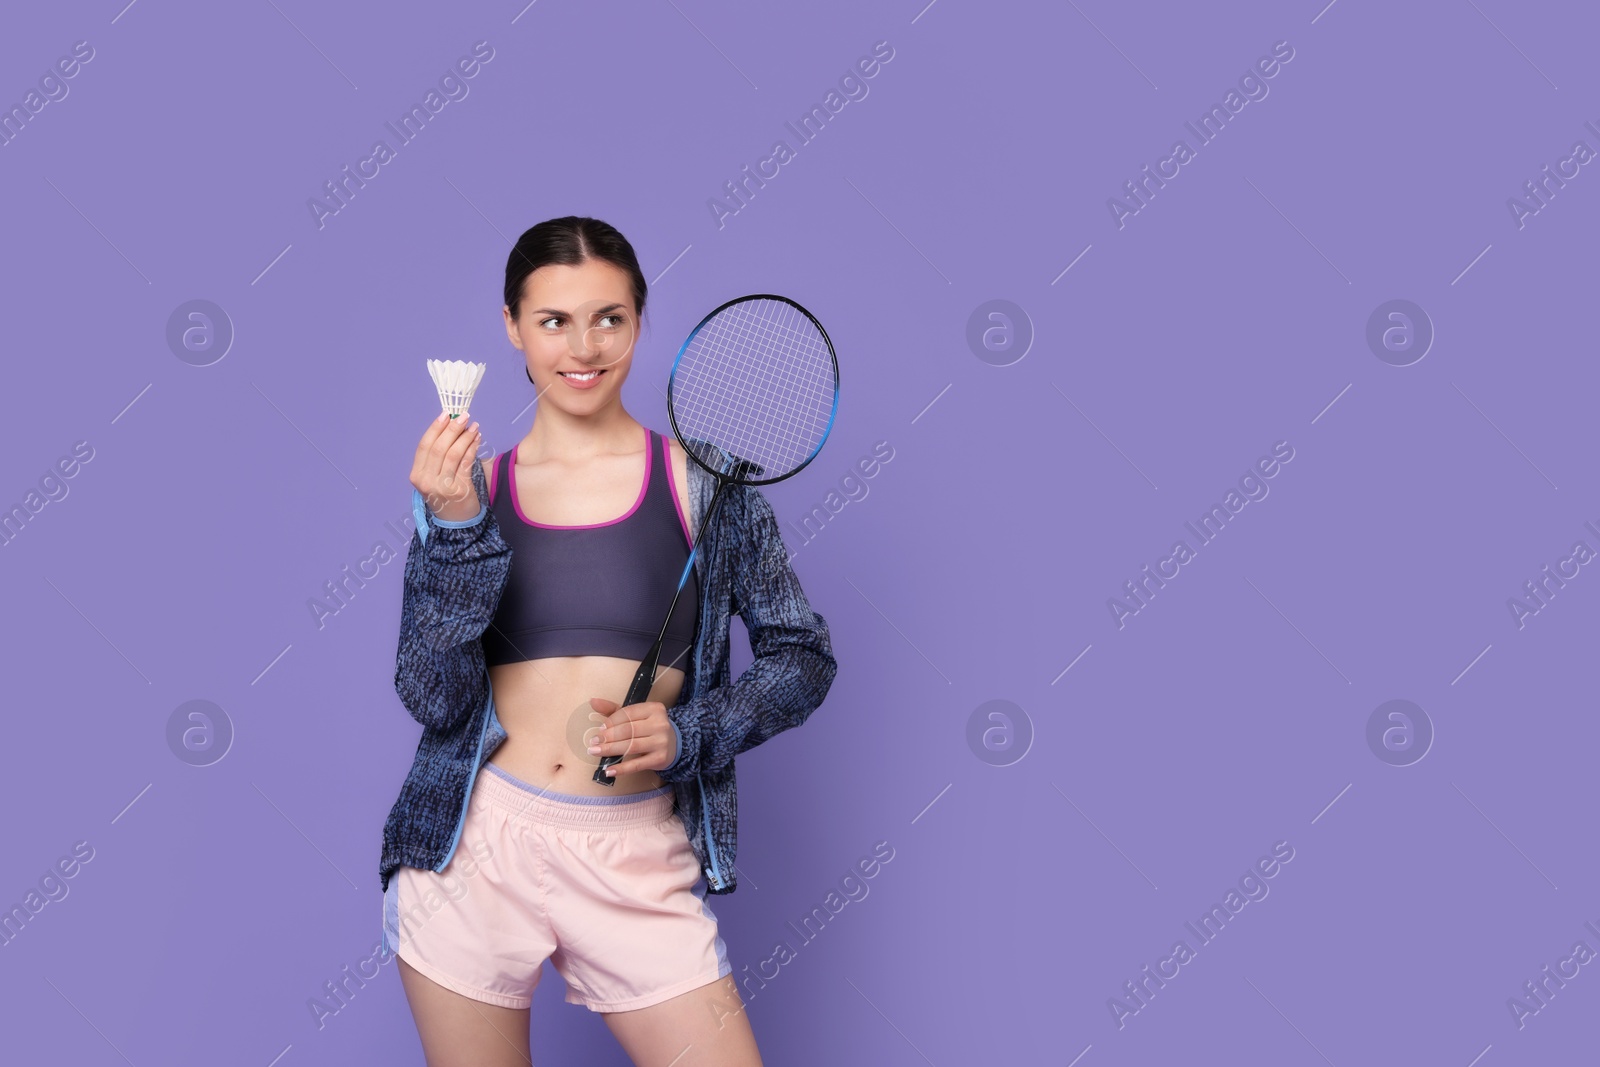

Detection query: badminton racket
xmin=594 ymin=293 xmax=839 ymax=783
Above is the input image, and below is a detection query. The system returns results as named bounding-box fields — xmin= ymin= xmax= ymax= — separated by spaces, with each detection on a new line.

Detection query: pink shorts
xmin=382 ymin=762 xmax=731 ymax=1012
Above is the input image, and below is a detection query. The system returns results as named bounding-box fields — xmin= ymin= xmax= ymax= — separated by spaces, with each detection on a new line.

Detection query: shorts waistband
xmin=476 ymin=761 xmax=674 ymax=829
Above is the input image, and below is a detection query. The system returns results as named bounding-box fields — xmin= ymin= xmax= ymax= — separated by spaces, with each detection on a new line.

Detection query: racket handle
xmin=621 ymin=659 xmax=659 ymax=713
xmin=593 ymin=646 xmax=664 ymax=785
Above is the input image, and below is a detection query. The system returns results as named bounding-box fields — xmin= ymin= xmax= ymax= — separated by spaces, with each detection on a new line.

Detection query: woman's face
xmin=503 ymin=258 xmax=640 ymax=414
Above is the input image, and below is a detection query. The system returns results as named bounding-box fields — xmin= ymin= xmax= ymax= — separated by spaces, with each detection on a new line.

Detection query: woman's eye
xmin=599 ymin=314 xmax=624 ymax=329
xmin=539 ymin=316 xmax=563 ymax=330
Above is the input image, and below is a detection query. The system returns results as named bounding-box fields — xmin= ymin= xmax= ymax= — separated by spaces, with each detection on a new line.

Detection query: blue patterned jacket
xmin=378 ymin=438 xmax=837 ymax=896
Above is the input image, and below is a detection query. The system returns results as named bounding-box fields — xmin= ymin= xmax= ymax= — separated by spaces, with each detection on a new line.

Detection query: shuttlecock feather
xmin=427 ymin=359 xmax=486 ymax=418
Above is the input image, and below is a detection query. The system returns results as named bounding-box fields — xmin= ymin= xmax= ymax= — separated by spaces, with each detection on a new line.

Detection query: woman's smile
xmin=558 ymin=367 xmax=608 ymax=389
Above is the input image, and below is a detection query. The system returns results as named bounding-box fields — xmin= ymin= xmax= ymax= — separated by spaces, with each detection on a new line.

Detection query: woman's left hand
xmin=586 ymin=696 xmax=674 ymax=775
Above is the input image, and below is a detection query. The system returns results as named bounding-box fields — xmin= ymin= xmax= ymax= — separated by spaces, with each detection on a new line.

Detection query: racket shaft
xmin=593 ymin=478 xmax=732 ymax=784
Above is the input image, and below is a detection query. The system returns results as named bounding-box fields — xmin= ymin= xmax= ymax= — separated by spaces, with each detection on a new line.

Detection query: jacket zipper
xmin=689 ymin=476 xmax=728 ymax=893
xmin=697 ymin=773 xmax=726 ymax=890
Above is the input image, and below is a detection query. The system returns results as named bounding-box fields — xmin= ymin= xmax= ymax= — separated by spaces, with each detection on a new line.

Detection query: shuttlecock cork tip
xmin=426 ymin=359 xmax=486 ymax=419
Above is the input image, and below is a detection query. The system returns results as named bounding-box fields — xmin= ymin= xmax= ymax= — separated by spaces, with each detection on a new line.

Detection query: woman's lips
xmin=557 ymin=368 xmax=607 ymax=390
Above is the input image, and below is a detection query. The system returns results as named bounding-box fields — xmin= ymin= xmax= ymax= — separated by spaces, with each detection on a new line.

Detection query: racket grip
xmin=592 ymin=477 xmax=723 ymax=786
xmin=592 ymin=660 xmax=660 ymax=786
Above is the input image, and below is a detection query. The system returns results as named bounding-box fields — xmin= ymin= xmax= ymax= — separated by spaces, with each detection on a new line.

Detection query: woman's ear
xmin=503 ymin=304 xmax=525 ymax=351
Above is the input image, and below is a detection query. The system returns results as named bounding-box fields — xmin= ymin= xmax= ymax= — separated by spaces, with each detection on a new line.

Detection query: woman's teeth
xmin=560 ymin=370 xmax=602 ymax=381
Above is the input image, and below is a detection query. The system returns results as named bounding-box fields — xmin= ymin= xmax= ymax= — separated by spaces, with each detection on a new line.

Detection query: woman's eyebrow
xmin=529 ymin=303 xmax=627 ymax=316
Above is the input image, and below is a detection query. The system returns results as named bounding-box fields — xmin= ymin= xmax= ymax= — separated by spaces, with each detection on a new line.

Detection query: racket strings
xmin=672 ymin=298 xmax=835 ymax=480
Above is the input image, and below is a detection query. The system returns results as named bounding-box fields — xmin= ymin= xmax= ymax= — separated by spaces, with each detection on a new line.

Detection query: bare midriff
xmin=486 ymin=657 xmax=684 ymax=797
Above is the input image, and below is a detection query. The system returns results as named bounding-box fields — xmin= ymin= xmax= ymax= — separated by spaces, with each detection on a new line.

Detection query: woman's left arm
xmin=657 ymin=485 xmax=837 ymax=782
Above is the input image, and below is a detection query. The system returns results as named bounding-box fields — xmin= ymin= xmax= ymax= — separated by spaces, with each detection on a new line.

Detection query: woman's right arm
xmin=393 ymin=416 xmax=512 ymax=732
xmin=393 ymin=454 xmax=511 ymax=732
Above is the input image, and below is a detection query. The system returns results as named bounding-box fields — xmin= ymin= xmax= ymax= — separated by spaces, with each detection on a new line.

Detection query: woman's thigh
xmin=602 ymin=973 xmax=762 ymax=1067
xmin=398 ymin=955 xmax=533 ymax=1067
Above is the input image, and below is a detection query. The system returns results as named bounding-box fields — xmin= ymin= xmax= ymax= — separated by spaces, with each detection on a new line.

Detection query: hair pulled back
xmin=503 ymin=216 xmax=648 ymax=325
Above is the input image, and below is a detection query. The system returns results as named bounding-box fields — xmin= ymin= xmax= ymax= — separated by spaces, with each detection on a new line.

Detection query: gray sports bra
xmin=481 ymin=427 xmax=699 ymax=671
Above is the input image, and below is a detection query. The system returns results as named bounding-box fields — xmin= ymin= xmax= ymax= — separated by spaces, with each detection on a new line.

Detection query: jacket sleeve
xmin=393 ymin=456 xmax=512 ymax=733
xmin=659 ymin=485 xmax=837 ymax=781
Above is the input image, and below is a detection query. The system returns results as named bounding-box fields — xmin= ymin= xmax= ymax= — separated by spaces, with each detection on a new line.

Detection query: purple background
xmin=2 ymin=0 xmax=1596 ymax=1063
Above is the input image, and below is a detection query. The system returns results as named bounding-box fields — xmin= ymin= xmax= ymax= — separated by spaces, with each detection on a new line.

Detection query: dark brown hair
xmin=503 ymin=216 xmax=648 ymax=325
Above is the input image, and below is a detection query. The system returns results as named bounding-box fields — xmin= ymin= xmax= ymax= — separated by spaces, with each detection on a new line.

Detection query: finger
xmin=591 ymin=717 xmax=640 ymax=747
xmin=448 ymin=418 xmax=479 ymax=464
xmin=587 ymin=697 xmax=620 ymax=740
xmin=601 ymin=754 xmax=650 ymax=777
xmin=610 ymin=700 xmax=662 ymax=725
xmin=412 ymin=412 xmax=450 ymax=475
xmin=589 ymin=735 xmax=646 ymax=758
xmin=452 ymin=427 xmax=479 ymax=482
xmin=436 ymin=416 xmax=477 ymax=476
xmin=425 ymin=411 xmax=472 ymax=475
xmin=426 ymin=424 xmax=480 ymax=508
xmin=602 ymin=705 xmax=664 ymax=745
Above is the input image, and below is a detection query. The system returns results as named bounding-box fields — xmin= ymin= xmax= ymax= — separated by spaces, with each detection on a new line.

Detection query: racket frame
xmin=667 ymin=294 xmax=840 ymax=487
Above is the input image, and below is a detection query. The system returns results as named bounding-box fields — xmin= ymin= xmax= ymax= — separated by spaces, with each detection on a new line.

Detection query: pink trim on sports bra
xmin=507 ymin=424 xmax=653 ymax=530
xmin=661 ymin=433 xmax=693 ymax=550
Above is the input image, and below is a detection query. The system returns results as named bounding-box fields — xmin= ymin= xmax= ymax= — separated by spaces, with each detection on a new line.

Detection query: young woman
xmin=378 ymin=216 xmax=837 ymax=1066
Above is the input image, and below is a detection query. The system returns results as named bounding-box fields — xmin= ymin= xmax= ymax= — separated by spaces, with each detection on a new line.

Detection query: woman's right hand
xmin=410 ymin=412 xmax=482 ymax=523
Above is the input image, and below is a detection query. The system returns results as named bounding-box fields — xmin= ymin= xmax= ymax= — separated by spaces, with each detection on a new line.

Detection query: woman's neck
xmin=518 ymin=400 xmax=642 ymax=464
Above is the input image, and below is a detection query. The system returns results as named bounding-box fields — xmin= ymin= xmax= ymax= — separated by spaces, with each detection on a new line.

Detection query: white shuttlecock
xmin=427 ymin=359 xmax=486 ymax=419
